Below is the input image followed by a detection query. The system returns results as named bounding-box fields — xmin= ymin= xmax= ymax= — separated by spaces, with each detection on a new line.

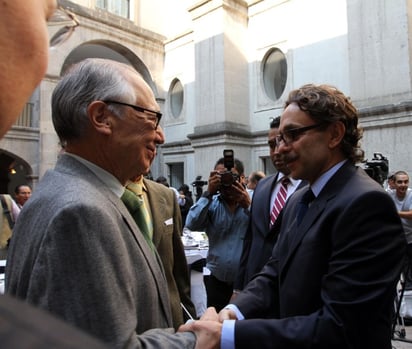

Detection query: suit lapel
xmin=285 ymin=197 xmax=327 ymax=263
xmin=116 ymin=192 xmax=173 ymax=323
xmin=280 ymin=162 xmax=356 ymax=272
xmin=57 ymin=155 xmax=173 ymax=324
xmin=144 ymin=179 xmax=168 ymax=247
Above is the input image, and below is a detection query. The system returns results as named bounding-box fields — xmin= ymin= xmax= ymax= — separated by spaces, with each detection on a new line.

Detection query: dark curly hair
xmin=285 ymin=84 xmax=364 ymax=164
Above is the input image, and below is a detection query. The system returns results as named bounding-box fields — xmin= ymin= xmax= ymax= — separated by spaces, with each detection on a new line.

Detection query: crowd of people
xmin=0 ymin=2 xmax=409 ymax=349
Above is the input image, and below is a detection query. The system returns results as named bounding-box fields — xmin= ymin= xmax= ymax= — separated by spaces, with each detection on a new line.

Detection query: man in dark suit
xmin=180 ymin=84 xmax=406 ymax=349
xmin=6 ymin=59 xmax=199 ymax=348
xmin=234 ymin=117 xmax=305 ymax=292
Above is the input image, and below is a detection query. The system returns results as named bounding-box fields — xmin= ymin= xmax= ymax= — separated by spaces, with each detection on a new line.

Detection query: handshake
xmin=178 ymin=307 xmax=237 ymax=349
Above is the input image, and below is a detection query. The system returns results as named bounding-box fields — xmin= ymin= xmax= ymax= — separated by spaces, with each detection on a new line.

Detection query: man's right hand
xmin=218 ymin=308 xmax=238 ymax=322
xmin=178 ymin=307 xmax=221 ymax=349
xmin=207 ymin=171 xmax=221 ymax=195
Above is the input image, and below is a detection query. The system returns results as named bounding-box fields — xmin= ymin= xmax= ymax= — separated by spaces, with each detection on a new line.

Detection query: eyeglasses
xmin=275 ymin=123 xmax=325 ymax=147
xmin=104 ymin=100 xmax=162 ymax=129
xmin=48 ymin=6 xmax=80 ymax=48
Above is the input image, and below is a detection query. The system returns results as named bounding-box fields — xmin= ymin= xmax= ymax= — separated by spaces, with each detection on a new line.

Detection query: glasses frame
xmin=275 ymin=122 xmax=326 ymax=147
xmin=48 ymin=6 xmax=80 ymax=48
xmin=104 ymin=100 xmax=162 ymax=129
xmin=268 ymin=140 xmax=277 ymax=150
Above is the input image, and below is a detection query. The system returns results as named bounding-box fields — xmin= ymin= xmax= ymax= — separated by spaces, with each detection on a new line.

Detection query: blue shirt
xmin=389 ymin=189 xmax=412 ymax=243
xmin=185 ymin=195 xmax=249 ymax=283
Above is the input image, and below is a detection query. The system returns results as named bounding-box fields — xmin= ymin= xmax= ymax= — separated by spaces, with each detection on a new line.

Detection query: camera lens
xmin=220 ymin=172 xmax=234 ymax=187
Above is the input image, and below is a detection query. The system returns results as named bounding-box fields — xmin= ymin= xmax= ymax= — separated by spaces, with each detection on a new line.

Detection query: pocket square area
xmin=164 ymin=218 xmax=173 ymax=225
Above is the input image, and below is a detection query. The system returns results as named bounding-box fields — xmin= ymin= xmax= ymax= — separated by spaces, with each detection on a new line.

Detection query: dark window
xmin=169 ymin=79 xmax=184 ymax=118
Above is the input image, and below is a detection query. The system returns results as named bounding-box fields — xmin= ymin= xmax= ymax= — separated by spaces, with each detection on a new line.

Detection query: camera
xmin=362 ymin=152 xmax=389 ymax=186
xmin=220 ymin=172 xmax=240 ymax=187
xmin=191 ymin=175 xmax=208 ymax=201
xmin=220 ymin=149 xmax=239 ymax=187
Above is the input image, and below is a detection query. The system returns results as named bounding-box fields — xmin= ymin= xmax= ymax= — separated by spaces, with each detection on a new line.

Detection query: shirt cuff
xmin=221 ymin=320 xmax=236 ymax=349
xmin=225 ymin=304 xmax=245 ymax=320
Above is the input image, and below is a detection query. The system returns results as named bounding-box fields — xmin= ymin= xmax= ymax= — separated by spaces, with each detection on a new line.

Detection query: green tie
xmin=121 ymin=185 xmax=155 ymax=252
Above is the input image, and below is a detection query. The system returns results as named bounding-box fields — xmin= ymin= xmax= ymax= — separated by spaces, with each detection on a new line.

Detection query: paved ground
xmin=393 ymin=323 xmax=412 ymax=349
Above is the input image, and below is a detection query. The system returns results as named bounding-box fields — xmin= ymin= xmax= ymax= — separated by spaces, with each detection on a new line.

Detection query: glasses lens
xmin=48 ymin=8 xmax=79 ymax=48
xmin=275 ymin=135 xmax=282 ymax=147
xmin=282 ymin=131 xmax=294 ymax=144
xmin=49 ymin=26 xmax=75 ymax=47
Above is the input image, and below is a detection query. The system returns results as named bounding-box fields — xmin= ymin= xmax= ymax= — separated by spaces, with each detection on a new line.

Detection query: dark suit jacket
xmin=232 ymin=162 xmax=406 ymax=349
xmin=144 ymin=179 xmax=196 ymax=328
xmin=5 ymin=154 xmax=195 ymax=349
xmin=235 ymin=173 xmax=306 ymax=289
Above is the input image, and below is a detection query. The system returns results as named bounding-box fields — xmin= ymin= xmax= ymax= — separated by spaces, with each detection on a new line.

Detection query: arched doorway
xmin=0 ymin=150 xmax=33 ymax=195
xmin=61 ymin=40 xmax=159 ymax=94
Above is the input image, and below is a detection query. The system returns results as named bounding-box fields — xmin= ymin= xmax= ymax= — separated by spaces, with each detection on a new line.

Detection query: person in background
xmin=14 ymin=185 xmax=32 ymax=209
xmin=386 ymin=172 xmax=396 ymax=193
xmin=156 ymin=176 xmax=180 ymax=202
xmin=0 ymin=194 xmax=20 ymax=259
xmin=5 ymin=58 xmax=206 ymax=348
xmin=178 ymin=184 xmax=194 ymax=226
xmin=180 ymin=84 xmax=406 ymax=349
xmin=185 ymin=158 xmax=250 ymax=312
xmin=234 ymin=116 xmax=305 ymax=293
xmin=0 ymin=1 xmax=109 ymax=347
xmin=245 ymin=171 xmax=265 ymax=199
xmin=124 ymin=174 xmax=196 ymax=328
xmin=388 ymin=170 xmax=412 ymax=289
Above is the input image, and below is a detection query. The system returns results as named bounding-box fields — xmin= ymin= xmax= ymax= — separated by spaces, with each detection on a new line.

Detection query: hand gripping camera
xmin=220 ymin=149 xmax=239 ymax=187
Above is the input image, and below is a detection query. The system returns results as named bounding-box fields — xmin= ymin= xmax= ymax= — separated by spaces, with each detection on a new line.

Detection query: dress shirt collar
xmin=277 ymin=172 xmax=301 ymax=190
xmin=125 ymin=176 xmax=148 ymax=194
xmin=65 ymin=152 xmax=124 ymax=198
xmin=310 ymin=159 xmax=347 ymax=197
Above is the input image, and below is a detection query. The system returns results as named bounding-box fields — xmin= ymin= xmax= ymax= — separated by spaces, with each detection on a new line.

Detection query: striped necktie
xmin=121 ymin=182 xmax=154 ymax=251
xmin=269 ymin=177 xmax=290 ymax=228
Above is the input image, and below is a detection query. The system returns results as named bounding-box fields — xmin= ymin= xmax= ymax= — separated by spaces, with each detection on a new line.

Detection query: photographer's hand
xmin=207 ymin=171 xmax=220 ymax=195
xmin=232 ymin=181 xmax=251 ymax=208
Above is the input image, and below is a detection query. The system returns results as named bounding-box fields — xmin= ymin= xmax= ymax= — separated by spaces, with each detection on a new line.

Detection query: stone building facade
xmin=1 ymin=0 xmax=411 ymax=193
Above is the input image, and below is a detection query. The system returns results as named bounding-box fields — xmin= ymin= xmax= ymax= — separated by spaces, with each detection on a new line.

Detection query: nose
xmin=155 ymin=125 xmax=165 ymax=144
xmin=276 ymin=141 xmax=289 ymax=154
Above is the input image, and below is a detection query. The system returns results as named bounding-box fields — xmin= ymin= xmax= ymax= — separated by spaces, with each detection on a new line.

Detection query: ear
xmin=87 ymin=101 xmax=112 ymax=135
xmin=328 ymin=121 xmax=345 ymax=149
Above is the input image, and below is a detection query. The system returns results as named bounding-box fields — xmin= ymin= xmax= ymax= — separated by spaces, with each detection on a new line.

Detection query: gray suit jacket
xmin=144 ymin=179 xmax=196 ymax=327
xmin=5 ymin=154 xmax=195 ymax=349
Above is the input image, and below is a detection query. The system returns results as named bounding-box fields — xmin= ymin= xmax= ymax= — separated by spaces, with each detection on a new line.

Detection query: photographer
xmin=184 ymin=156 xmax=250 ymax=312
xmin=177 ymin=184 xmax=193 ymax=226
